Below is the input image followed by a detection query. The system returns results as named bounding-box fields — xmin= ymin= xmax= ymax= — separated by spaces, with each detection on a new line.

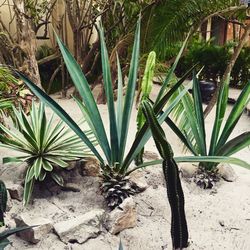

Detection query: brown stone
xmin=81 ymin=158 xmax=100 ymax=177
xmin=106 ymin=197 xmax=137 ymax=235
xmin=14 ymin=214 xmax=53 ymax=243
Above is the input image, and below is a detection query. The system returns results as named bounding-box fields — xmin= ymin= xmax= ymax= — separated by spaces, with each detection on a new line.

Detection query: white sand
xmin=1 ymin=86 xmax=250 ymax=250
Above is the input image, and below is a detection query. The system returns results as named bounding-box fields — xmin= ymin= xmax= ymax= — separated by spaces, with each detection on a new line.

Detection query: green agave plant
xmin=142 ymin=99 xmax=188 ymax=250
xmin=166 ymin=74 xmax=250 ymax=172
xmin=0 ymin=101 xmax=95 ymax=205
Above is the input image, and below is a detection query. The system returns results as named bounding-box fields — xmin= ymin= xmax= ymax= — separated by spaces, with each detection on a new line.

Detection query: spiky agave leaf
xmin=0 ymin=101 xmax=97 ymax=205
xmin=0 ymin=226 xmax=35 ymax=249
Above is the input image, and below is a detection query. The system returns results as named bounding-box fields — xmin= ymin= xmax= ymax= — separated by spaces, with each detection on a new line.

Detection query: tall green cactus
xmin=0 ymin=180 xmax=7 ymax=227
xmin=135 ymin=51 xmax=156 ymax=165
xmin=142 ymin=100 xmax=188 ymax=250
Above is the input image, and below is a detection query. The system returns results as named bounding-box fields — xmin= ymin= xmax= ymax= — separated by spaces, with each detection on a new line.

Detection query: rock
xmin=81 ymin=158 xmax=100 ymax=177
xmin=106 ymin=197 xmax=137 ymax=235
xmin=54 ymin=209 xmax=105 ymax=244
xmin=143 ymin=151 xmax=159 ymax=160
xmin=217 ymin=164 xmax=237 ymax=182
xmin=5 ymin=182 xmax=23 ymax=201
xmin=130 ymin=172 xmax=148 ymax=192
xmin=14 ymin=214 xmax=53 ymax=243
xmin=180 ymin=164 xmax=198 ymax=178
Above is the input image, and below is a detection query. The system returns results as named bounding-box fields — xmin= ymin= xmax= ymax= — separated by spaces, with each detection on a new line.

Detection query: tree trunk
xmin=204 ymin=23 xmax=250 ymax=117
xmin=13 ymin=0 xmax=42 ymax=88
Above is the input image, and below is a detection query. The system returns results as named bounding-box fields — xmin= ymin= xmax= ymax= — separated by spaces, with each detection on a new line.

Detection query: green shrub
xmin=176 ymin=40 xmax=231 ymax=82
xmin=176 ymin=40 xmax=250 ymax=88
xmin=231 ymin=46 xmax=250 ymax=88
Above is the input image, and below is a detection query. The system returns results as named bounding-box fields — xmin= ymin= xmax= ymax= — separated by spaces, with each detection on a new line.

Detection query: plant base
xmin=192 ymin=167 xmax=220 ymax=189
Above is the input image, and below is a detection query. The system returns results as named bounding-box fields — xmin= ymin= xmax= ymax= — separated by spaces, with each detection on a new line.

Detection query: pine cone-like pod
xmin=101 ymin=174 xmax=136 ymax=209
xmin=0 ymin=180 xmax=7 ymax=226
xmin=193 ymin=168 xmax=220 ymax=189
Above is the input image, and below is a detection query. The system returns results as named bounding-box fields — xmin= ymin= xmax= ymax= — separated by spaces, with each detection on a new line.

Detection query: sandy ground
xmin=1 ymin=85 xmax=250 ymax=250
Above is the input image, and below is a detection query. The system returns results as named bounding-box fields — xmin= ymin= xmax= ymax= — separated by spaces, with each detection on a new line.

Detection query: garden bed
xmin=1 ymin=90 xmax=250 ymax=250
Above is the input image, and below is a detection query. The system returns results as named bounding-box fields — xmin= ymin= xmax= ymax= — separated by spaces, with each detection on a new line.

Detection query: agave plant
xmin=142 ymin=99 xmax=188 ymax=250
xmin=12 ymin=18 xmax=201 ymax=208
xmin=0 ymin=101 xmax=95 ymax=205
xmin=165 ymin=74 xmax=250 ymax=183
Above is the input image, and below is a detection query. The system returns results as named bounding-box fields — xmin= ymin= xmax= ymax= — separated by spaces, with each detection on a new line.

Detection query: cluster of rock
xmin=3 ymin=158 xmax=148 ymax=246
xmin=12 ymin=199 xmax=136 ymax=245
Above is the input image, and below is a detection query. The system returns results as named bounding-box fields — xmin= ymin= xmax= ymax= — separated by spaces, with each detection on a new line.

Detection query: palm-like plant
xmin=0 ymin=101 xmax=95 ymax=205
xmin=142 ymin=0 xmax=243 ymax=58
xmin=13 ymin=19 xmax=198 ymax=209
xmin=167 ymin=75 xmax=250 ymax=173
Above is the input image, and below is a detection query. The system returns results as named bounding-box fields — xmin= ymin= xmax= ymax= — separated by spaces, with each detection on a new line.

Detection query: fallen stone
xmin=180 ymin=164 xmax=198 ymax=178
xmin=5 ymin=182 xmax=23 ymax=201
xmin=81 ymin=158 xmax=100 ymax=177
xmin=217 ymin=164 xmax=237 ymax=182
xmin=54 ymin=209 xmax=105 ymax=244
xmin=14 ymin=214 xmax=53 ymax=243
xmin=130 ymin=172 xmax=148 ymax=192
xmin=106 ymin=197 xmax=137 ymax=235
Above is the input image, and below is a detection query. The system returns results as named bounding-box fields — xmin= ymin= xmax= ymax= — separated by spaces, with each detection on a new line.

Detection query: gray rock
xmin=54 ymin=209 xmax=105 ymax=244
xmin=180 ymin=164 xmax=198 ymax=178
xmin=217 ymin=164 xmax=237 ymax=182
xmin=5 ymin=182 xmax=23 ymax=201
xmin=14 ymin=214 xmax=53 ymax=243
xmin=106 ymin=197 xmax=137 ymax=235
